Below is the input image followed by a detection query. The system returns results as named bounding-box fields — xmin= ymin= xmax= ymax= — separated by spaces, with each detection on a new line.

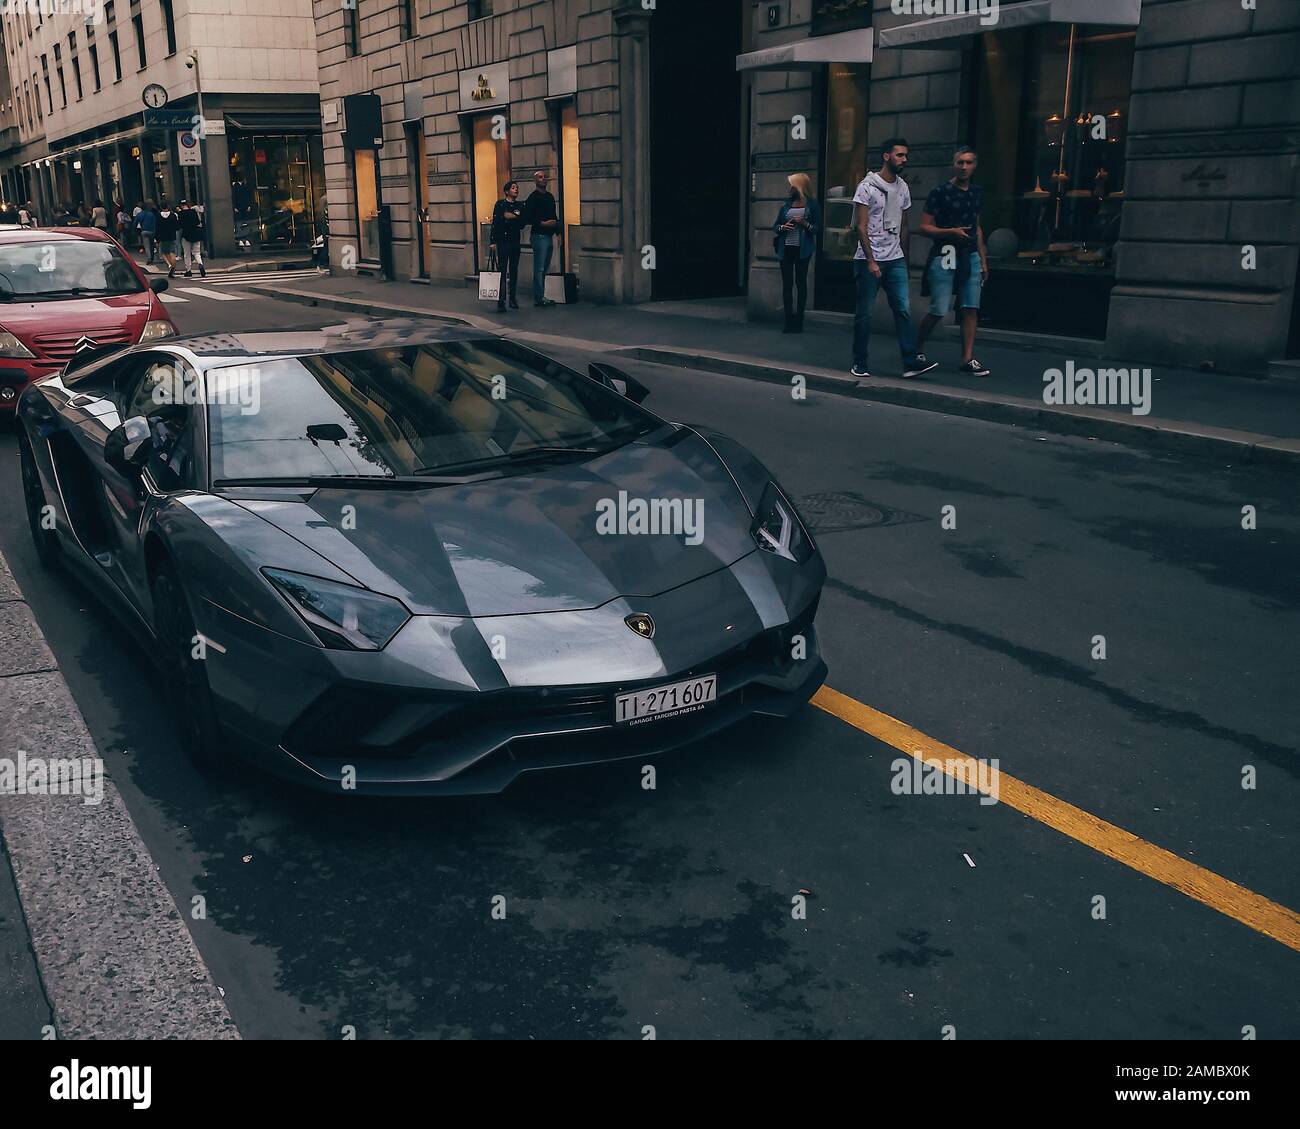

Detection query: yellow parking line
xmin=812 ymin=685 xmax=1300 ymax=953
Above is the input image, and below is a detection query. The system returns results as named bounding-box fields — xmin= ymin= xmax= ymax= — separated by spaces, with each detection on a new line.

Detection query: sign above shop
xmin=458 ymin=63 xmax=509 ymax=111
xmin=144 ymin=107 xmax=195 ymax=130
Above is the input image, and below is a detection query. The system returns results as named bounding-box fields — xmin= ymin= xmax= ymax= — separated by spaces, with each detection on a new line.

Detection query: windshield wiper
xmin=13 ymin=286 xmax=141 ymax=300
xmin=416 ymin=445 xmax=608 ymax=476
xmin=213 ymin=474 xmax=470 ymax=489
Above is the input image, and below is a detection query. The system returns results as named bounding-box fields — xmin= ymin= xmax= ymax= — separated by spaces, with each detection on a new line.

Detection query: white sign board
xmin=177 ymin=130 xmax=201 ymax=166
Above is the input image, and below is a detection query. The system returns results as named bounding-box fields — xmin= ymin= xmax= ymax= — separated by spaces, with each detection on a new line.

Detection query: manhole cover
xmin=796 ymin=492 xmax=927 ymax=534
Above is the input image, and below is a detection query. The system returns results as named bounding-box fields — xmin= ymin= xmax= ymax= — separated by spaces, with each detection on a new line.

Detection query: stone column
xmin=614 ymin=0 xmax=652 ymax=305
xmin=1106 ymin=2 xmax=1300 ymax=371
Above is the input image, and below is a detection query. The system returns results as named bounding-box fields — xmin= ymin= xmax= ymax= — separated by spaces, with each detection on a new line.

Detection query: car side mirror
xmin=104 ymin=415 xmax=152 ymax=476
xmin=149 ymin=277 xmax=168 ymax=293
xmin=588 ymin=362 xmax=650 ymax=404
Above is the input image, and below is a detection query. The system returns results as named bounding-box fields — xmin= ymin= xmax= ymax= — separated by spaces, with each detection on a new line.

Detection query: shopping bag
xmin=544 ymin=273 xmax=567 ymax=304
xmin=478 ymin=250 xmax=501 ymax=302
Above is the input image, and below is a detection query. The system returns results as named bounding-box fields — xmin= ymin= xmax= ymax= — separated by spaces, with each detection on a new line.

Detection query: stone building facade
xmin=316 ymin=0 xmax=754 ymax=304
xmin=0 ymin=1 xmax=322 ymax=256
xmin=315 ymin=0 xmax=1297 ymax=370
xmin=743 ymin=0 xmax=1300 ymax=371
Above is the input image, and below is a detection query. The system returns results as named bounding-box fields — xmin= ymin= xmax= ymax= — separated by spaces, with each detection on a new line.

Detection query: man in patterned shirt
xmin=917 ymin=147 xmax=991 ymax=377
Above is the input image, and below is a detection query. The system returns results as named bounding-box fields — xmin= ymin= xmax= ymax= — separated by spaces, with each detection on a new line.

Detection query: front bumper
xmin=197 ymin=552 xmax=827 ymax=795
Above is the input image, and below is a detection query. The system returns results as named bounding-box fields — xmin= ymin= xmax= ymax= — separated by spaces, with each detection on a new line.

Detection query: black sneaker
xmin=958 ymin=358 xmax=991 ymax=377
xmin=850 ymin=365 xmax=871 ymax=378
xmin=199 ymin=264 xmax=206 ymax=278
xmin=903 ymin=355 xmax=939 ymax=379
xmin=184 ymin=270 xmax=192 ymax=278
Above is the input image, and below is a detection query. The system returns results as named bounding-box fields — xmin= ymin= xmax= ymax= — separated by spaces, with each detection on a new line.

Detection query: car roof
xmin=165 ymin=318 xmax=495 ymax=363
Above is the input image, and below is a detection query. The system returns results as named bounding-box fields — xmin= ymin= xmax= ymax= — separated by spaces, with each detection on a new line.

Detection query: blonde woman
xmin=772 ymin=173 xmax=819 ymax=333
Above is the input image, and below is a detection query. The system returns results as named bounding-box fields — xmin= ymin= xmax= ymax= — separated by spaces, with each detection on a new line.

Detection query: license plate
xmin=615 ymin=674 xmax=717 ymax=725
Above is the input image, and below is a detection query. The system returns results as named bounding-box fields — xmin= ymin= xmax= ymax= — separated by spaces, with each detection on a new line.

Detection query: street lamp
xmin=185 ymin=50 xmax=211 ymax=254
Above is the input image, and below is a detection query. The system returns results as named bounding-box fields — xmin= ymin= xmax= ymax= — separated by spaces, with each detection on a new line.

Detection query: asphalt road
xmin=1 ymin=287 xmax=1297 ymax=1038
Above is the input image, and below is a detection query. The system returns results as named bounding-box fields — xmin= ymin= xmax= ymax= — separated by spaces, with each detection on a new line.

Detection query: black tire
xmin=19 ymin=432 xmax=59 ymax=569
xmin=151 ymin=559 xmax=225 ymax=769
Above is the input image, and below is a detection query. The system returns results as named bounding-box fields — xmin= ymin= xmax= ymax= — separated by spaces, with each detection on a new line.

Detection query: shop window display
xmin=974 ymin=24 xmax=1135 ymax=336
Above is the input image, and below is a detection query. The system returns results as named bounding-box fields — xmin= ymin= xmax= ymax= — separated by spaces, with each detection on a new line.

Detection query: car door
xmin=94 ymin=352 xmax=202 ymax=613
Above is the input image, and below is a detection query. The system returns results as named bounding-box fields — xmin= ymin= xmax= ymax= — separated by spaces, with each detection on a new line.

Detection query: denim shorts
xmin=927 ymin=252 xmax=983 ymax=315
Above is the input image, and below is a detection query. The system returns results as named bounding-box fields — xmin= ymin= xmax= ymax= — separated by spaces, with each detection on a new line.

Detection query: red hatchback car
xmin=0 ymin=227 xmax=175 ymax=416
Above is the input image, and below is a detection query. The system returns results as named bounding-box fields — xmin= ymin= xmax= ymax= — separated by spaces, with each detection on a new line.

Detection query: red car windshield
xmin=0 ymin=240 xmax=143 ymax=301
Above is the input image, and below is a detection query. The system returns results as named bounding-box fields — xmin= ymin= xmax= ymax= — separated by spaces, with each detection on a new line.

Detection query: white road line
xmin=157 ymin=292 xmax=188 ymax=304
xmin=208 ymin=271 xmax=321 ymax=286
xmin=174 ymin=285 xmax=246 ymax=301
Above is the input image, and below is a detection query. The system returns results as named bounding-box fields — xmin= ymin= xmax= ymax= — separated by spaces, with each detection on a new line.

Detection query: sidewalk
xmin=243 ymin=272 xmax=1300 ymax=467
xmin=129 ymin=246 xmax=316 ymax=276
xmin=0 ymin=547 xmax=237 ymax=1039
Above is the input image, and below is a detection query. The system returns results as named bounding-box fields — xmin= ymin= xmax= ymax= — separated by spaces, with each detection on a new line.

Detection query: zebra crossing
xmin=154 ymin=268 xmax=323 ymax=305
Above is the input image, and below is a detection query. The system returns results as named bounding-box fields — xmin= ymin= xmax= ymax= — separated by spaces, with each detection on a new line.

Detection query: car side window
xmin=119 ymin=354 xmax=199 ymax=492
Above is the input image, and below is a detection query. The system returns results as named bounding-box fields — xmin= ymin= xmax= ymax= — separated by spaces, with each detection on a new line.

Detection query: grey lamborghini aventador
xmin=16 ymin=320 xmax=826 ymax=793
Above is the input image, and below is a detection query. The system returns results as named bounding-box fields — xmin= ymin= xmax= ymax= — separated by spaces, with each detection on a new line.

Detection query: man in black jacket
xmin=177 ymin=200 xmax=206 ymax=278
xmin=488 ymin=180 xmax=524 ymax=312
xmin=521 ymin=170 xmax=559 ymax=307
xmin=155 ymin=202 xmax=181 ymax=278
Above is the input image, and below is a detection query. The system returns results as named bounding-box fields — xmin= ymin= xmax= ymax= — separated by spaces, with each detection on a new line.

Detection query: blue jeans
xmin=853 ymin=257 xmax=919 ymax=369
xmin=531 ymin=233 xmax=554 ymax=303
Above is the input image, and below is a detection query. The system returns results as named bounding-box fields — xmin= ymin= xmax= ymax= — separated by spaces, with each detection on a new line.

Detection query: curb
xmin=246 ymin=283 xmax=1300 ymax=470
xmin=0 ymin=548 xmax=239 ymax=1039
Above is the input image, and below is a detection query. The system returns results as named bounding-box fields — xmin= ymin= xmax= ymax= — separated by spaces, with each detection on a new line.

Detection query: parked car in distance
xmin=0 ymin=226 xmax=174 ymax=417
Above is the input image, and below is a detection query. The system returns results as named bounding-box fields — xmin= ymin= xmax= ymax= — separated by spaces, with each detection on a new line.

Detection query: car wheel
xmin=151 ymin=559 xmax=225 ymax=768
xmin=19 ymin=433 xmax=59 ymax=569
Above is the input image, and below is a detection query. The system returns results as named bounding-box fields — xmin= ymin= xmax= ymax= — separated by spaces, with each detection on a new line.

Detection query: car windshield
xmin=0 ymin=239 xmax=143 ymax=300
xmin=206 ymin=340 xmax=661 ymax=484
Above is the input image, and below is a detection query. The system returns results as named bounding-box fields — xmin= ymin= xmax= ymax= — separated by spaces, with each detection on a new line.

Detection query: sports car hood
xmin=232 ymin=429 xmax=760 ymax=617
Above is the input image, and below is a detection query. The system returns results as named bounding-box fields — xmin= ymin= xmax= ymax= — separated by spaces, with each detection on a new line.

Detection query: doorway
xmin=406 ymin=121 xmax=430 ymax=278
xmin=648 ymin=0 xmax=744 ymax=301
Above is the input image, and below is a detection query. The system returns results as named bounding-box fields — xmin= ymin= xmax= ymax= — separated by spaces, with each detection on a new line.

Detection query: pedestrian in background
xmin=19 ymin=201 xmax=37 ymax=227
xmin=489 ymin=179 xmax=525 ymax=313
xmin=772 ymin=173 xmax=819 ymax=334
xmin=917 ymin=146 xmax=991 ymax=377
xmin=136 ymin=201 xmax=158 ymax=263
xmin=155 ymin=201 xmax=181 ymax=278
xmin=522 ymin=169 xmax=560 ymax=307
xmin=178 ymin=199 xmax=206 ymax=278
xmin=90 ymin=199 xmax=109 ymax=231
xmin=850 ymin=138 xmax=937 ymax=380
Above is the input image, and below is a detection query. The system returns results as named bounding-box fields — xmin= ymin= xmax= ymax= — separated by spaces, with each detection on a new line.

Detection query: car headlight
xmin=752 ymin=481 xmax=814 ymax=564
xmin=139 ymin=319 xmax=175 ymax=342
xmin=0 ymin=329 xmax=35 ymax=358
xmin=263 ymin=569 xmax=411 ymax=651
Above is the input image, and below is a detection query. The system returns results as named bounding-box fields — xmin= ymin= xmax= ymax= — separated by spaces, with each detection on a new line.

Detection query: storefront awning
xmin=224 ymin=113 xmax=322 ymax=132
xmin=876 ymin=0 xmax=1140 ymax=50
xmin=736 ymin=28 xmax=873 ymax=71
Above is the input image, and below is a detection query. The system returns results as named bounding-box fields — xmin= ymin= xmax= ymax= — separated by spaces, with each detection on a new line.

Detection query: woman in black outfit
xmin=489 ymin=180 xmax=524 ymax=313
xmin=772 ymin=173 xmax=819 ymax=334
